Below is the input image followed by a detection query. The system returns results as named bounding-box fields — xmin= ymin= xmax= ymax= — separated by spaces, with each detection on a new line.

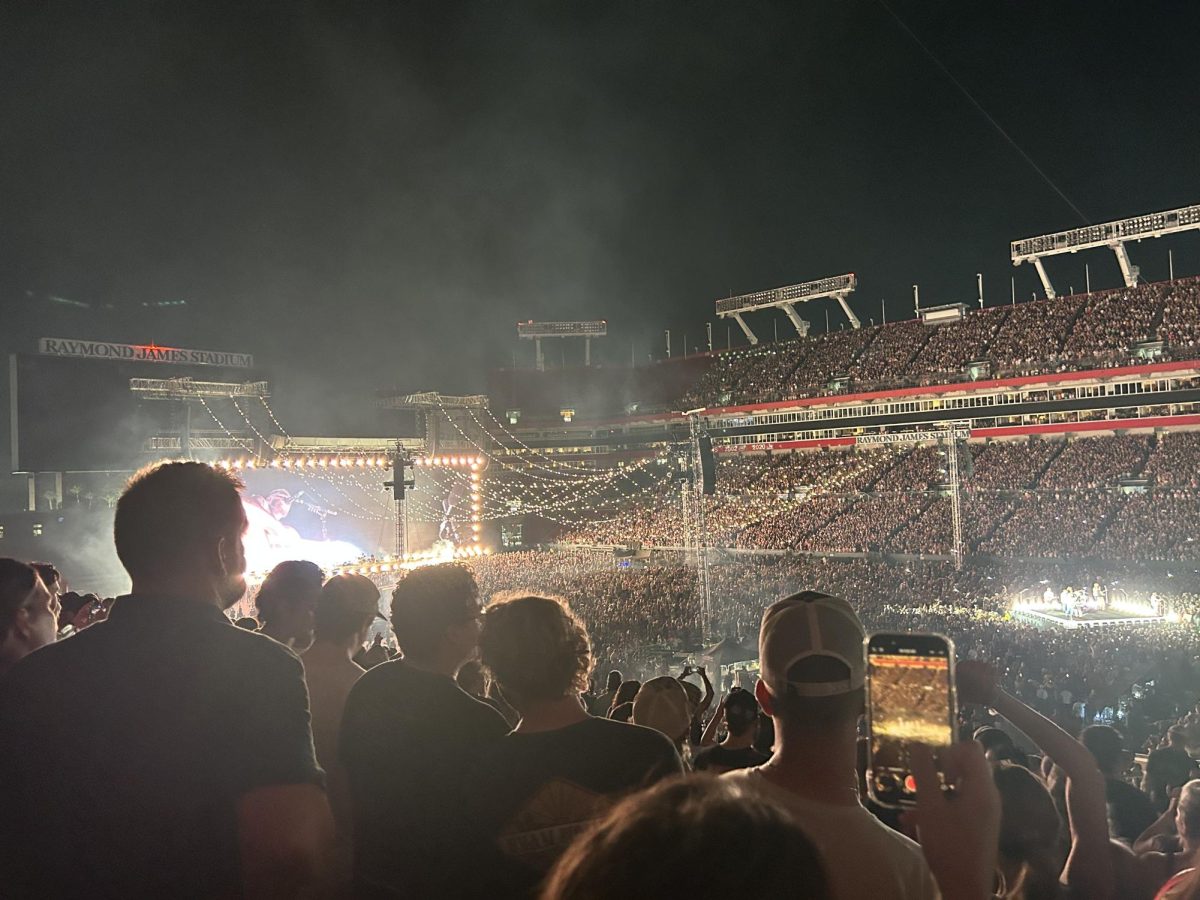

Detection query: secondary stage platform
xmin=1012 ymin=606 xmax=1166 ymax=630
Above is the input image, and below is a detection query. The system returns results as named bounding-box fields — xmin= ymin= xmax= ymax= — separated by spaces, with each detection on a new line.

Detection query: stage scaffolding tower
xmin=856 ymin=421 xmax=970 ymax=571
xmin=682 ymin=412 xmax=713 ymax=642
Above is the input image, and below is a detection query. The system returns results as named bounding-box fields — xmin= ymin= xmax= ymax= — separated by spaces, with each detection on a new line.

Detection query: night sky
xmin=3 ymin=1 xmax=1199 ymax=439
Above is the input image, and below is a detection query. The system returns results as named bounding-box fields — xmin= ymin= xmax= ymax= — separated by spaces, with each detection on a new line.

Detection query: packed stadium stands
xmin=555 ymin=430 xmax=1200 ymax=563
xmin=672 ymin=276 xmax=1199 ymax=409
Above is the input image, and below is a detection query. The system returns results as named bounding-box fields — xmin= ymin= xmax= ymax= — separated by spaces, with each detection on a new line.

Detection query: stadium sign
xmin=38 ymin=338 xmax=254 ymax=368
xmin=857 ymin=428 xmax=969 ymax=445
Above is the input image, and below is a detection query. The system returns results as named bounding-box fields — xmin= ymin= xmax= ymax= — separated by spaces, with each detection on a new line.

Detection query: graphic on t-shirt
xmin=497 ymin=779 xmax=613 ymax=872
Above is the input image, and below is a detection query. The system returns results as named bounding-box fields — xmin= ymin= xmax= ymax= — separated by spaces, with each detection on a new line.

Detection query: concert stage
xmin=1012 ymin=606 xmax=1166 ymax=630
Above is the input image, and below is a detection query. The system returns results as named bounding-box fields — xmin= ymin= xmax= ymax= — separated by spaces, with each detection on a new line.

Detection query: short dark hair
xmin=114 ymin=462 xmax=245 ymax=580
xmin=30 ymin=562 xmax=60 ymax=592
xmin=389 ymin=563 xmax=479 ymax=658
xmin=541 ymin=776 xmax=830 ymax=900
xmin=0 ymin=558 xmax=41 ymax=639
xmin=725 ymin=687 xmax=760 ymax=737
xmin=314 ymin=573 xmax=379 ymax=643
xmin=605 ymin=669 xmax=622 ymax=692
xmin=973 ymin=726 xmax=1016 ymax=755
xmin=612 ymin=679 xmax=641 ymax=709
xmin=479 ymin=594 xmax=591 ymax=705
xmin=256 ymin=561 xmax=324 ymax=623
xmin=1081 ymin=724 xmax=1125 ymax=773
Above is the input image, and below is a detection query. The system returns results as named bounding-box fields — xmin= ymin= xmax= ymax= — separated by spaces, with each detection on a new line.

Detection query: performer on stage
xmin=1061 ymin=587 xmax=1075 ymax=618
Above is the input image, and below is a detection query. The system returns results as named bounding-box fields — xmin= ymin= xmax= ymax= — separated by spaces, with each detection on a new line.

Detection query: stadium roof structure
xmin=517 ymin=320 xmax=607 ymax=370
xmin=714 ymin=273 xmax=859 ymax=346
xmin=1011 ymin=202 xmax=1200 ymax=299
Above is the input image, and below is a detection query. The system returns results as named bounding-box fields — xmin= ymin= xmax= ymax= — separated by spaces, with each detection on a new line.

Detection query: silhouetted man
xmin=0 ymin=461 xmax=332 ymax=898
xmin=340 ymin=563 xmax=508 ymax=898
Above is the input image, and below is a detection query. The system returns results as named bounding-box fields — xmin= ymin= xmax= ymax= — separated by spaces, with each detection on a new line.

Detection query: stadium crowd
xmin=678 ymin=276 xmax=1198 ymax=408
xmin=2 ymin=280 xmax=1200 ymax=900
xmin=7 ymin=460 xmax=1200 ymax=898
xmin=558 ymin=431 xmax=1200 ymax=564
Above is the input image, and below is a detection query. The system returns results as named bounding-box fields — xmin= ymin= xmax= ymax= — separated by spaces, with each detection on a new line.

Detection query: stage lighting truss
xmin=715 ymin=273 xmax=859 ymax=346
xmin=130 ymin=377 xmax=270 ymax=399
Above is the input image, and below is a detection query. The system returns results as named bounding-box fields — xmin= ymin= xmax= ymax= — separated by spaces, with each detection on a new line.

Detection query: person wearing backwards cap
xmin=723 ymin=591 xmax=939 ymax=900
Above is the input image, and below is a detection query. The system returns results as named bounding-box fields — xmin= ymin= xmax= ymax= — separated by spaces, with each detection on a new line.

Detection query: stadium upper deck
xmin=495 ymin=276 xmax=1200 ymax=455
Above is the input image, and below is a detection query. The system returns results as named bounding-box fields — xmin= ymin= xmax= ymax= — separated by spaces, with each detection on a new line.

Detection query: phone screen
xmin=867 ymin=632 xmax=955 ymax=807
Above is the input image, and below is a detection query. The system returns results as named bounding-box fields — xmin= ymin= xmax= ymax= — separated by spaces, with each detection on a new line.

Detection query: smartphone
xmin=866 ymin=632 xmax=956 ymax=808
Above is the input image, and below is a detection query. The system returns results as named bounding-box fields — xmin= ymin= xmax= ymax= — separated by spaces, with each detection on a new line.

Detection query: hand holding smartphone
xmin=866 ymin=632 xmax=957 ymax=808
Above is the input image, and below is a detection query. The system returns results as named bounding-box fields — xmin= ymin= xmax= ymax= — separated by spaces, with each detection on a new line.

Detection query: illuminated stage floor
xmin=1013 ymin=606 xmax=1165 ymax=629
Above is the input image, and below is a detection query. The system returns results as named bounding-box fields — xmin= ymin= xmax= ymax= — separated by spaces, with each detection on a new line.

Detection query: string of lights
xmin=232 ymin=398 xmax=280 ymax=459
xmin=434 ymin=399 xmax=641 ymax=486
xmin=259 ymin=396 xmax=292 ymax=442
xmin=198 ymin=398 xmax=261 ymax=460
xmin=467 ymin=405 xmax=661 ymax=494
xmin=466 ymin=404 xmax=598 ymax=474
xmin=424 ymin=458 xmax=668 ymax=520
xmin=292 ymin=474 xmax=386 ymax=522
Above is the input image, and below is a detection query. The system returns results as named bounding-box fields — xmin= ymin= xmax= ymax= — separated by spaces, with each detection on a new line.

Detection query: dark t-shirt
xmin=339 ymin=659 xmax=509 ymax=897
xmin=1105 ymin=776 xmax=1158 ymax=844
xmin=477 ymin=716 xmax=684 ymax=894
xmin=0 ymin=594 xmax=323 ymax=899
xmin=692 ymin=743 xmax=770 ymax=773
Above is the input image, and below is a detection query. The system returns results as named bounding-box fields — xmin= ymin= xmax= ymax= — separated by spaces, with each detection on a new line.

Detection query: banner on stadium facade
xmin=38 ymin=338 xmax=254 ymax=368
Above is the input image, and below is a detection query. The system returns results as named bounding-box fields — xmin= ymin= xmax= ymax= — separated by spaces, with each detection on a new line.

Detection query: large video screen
xmin=10 ymin=353 xmax=265 ymax=473
xmin=235 ymin=463 xmax=478 ymax=574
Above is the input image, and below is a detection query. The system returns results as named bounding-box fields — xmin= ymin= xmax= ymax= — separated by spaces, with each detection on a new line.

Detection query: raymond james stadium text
xmin=37 ymin=338 xmax=254 ymax=368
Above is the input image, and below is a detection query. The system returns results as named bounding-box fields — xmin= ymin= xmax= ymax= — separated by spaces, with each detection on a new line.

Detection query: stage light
xmin=318 ymin=458 xmax=328 ymax=468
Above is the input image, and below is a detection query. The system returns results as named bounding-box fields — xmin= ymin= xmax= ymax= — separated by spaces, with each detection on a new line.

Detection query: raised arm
xmin=957 ymin=661 xmax=1113 ymax=900
xmin=700 ymin=695 xmax=727 ymax=747
xmin=695 ymin=666 xmax=715 ymax=719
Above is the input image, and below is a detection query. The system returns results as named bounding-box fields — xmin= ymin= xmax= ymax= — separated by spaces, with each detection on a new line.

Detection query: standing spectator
xmin=477 ymin=593 xmax=683 ymax=893
xmin=257 ymin=559 xmax=324 ymax=651
xmin=0 ymin=559 xmax=59 ymax=678
xmin=30 ymin=562 xmax=62 ymax=599
xmin=1144 ymin=729 xmax=1200 ymax=814
xmin=958 ymin=661 xmax=1115 ymax=900
xmin=607 ymin=678 xmax=641 ymax=721
xmin=0 ymin=461 xmax=332 ymax=898
xmin=1137 ymin=779 xmax=1200 ymax=898
xmin=1081 ymin=724 xmax=1159 ymax=844
xmin=724 ymin=591 xmax=939 ymax=899
xmin=694 ymin=688 xmax=770 ymax=773
xmin=540 ymin=776 xmax=833 ymax=900
xmin=632 ymin=675 xmax=694 ymax=752
xmin=301 ymin=573 xmax=381 ymax=845
xmin=339 ymin=563 xmax=508 ymax=898
xmin=589 ymin=669 xmax=622 ymax=716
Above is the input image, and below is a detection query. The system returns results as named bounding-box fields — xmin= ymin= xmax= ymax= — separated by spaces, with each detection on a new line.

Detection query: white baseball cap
xmin=759 ymin=591 xmax=866 ymax=698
